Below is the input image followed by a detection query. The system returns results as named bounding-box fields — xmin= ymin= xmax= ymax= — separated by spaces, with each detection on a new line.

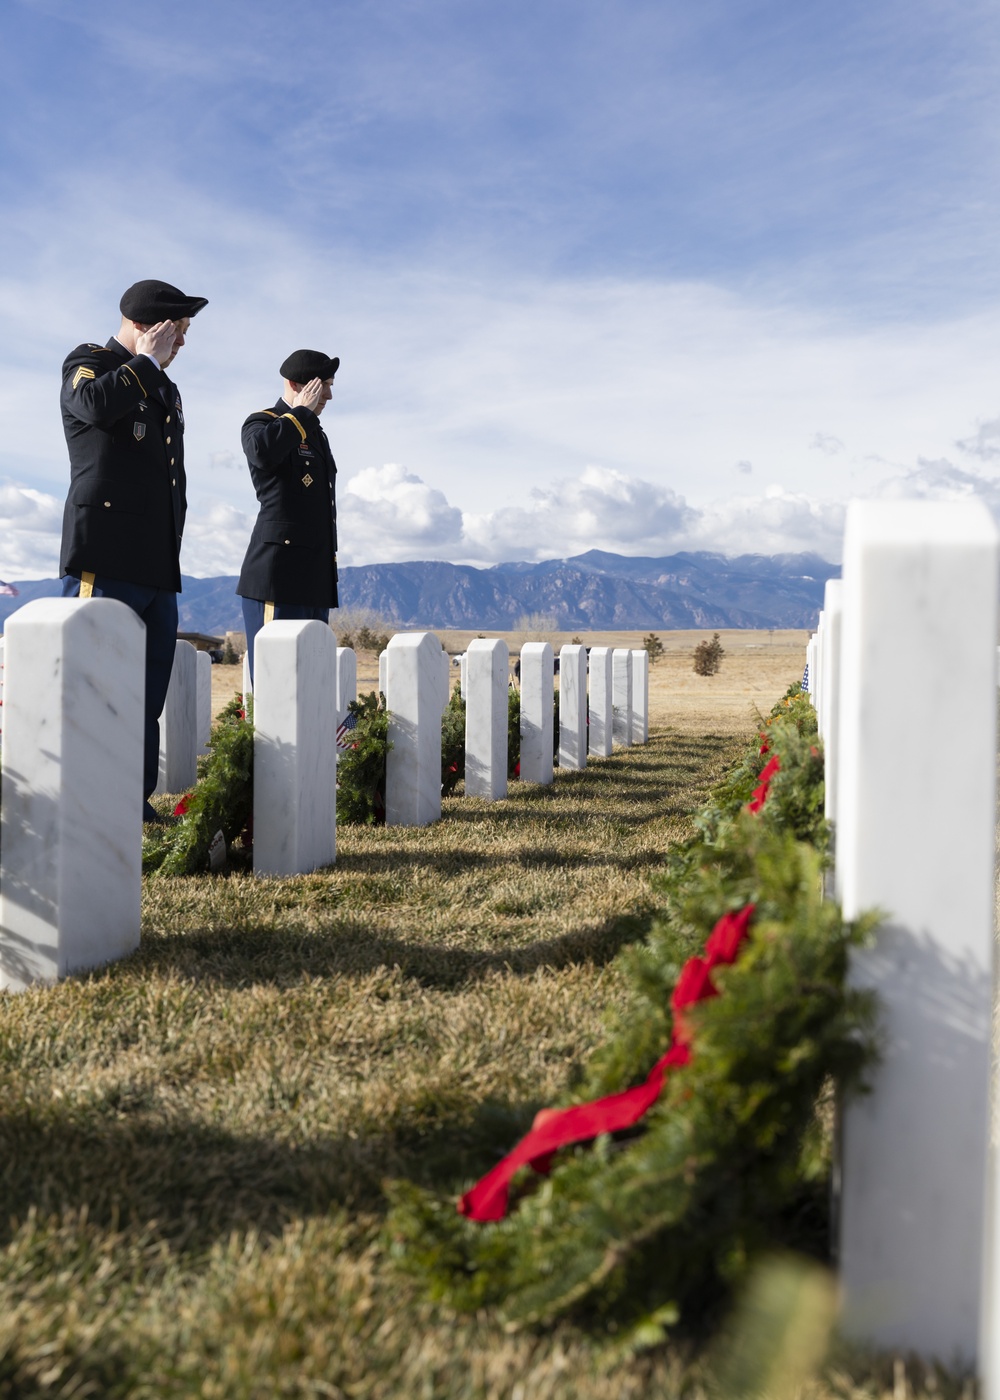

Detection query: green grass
xmin=0 ymin=729 xmax=943 ymax=1397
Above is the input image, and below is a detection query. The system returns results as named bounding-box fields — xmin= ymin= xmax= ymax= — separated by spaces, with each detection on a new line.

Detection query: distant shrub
xmin=693 ymin=633 xmax=725 ymax=676
xmin=513 ymin=612 xmax=559 ymax=642
xmin=643 ymin=633 xmax=664 ymax=665
xmin=338 ymin=626 xmax=391 ymax=655
xmin=331 ymin=607 xmax=394 ymax=655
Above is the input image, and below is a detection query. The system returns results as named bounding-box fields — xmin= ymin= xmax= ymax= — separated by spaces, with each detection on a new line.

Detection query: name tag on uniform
xmin=298 ymin=443 xmax=314 ymax=457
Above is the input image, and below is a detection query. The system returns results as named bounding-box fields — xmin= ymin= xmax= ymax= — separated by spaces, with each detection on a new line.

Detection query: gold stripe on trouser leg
xmin=263 ymin=601 xmax=275 ymax=625
xmin=80 ymin=571 xmax=96 ymax=599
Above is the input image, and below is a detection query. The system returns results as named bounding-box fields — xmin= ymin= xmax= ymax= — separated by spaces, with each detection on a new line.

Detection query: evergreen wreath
xmin=143 ymin=694 xmax=254 ymax=877
xmin=386 ymin=684 xmax=880 ymax=1341
xmin=336 ymin=692 xmax=392 ymax=825
xmin=441 ymin=686 xmax=466 ymax=796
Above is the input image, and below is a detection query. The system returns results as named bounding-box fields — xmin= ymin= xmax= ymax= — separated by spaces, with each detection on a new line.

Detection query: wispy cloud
xmin=809 ymin=433 xmax=846 ymax=457
xmin=956 ymin=417 xmax=1000 ymax=463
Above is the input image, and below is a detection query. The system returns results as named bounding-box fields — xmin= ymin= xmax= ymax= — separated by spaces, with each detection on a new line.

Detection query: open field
xmin=213 ymin=628 xmax=810 ymax=733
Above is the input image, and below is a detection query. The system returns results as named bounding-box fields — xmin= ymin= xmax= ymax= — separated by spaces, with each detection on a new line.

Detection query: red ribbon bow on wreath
xmin=458 ymin=903 xmax=756 ymax=1222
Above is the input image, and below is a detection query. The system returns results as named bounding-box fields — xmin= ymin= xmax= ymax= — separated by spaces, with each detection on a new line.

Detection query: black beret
xmin=120 ymin=280 xmax=209 ymax=323
xmin=280 ymin=349 xmax=340 ymax=382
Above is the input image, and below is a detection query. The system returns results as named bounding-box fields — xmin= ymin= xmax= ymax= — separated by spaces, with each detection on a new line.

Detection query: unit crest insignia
xmin=133 ymin=422 xmax=146 ymax=441
xmin=301 ymin=473 xmax=314 ymax=487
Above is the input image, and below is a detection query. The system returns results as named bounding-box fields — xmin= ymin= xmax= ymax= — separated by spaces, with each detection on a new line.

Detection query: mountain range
xmin=0 ymin=551 xmax=839 ymax=635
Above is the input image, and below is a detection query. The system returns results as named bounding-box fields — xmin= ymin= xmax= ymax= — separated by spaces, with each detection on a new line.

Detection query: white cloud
xmin=0 ymin=485 xmax=63 ymax=577
xmin=179 ymin=499 xmax=253 ymax=578
xmin=809 ymin=432 xmax=846 ymax=456
xmin=871 ymin=456 xmax=1000 ymax=514
xmin=208 ymin=450 xmax=239 ymax=471
xmin=461 ymin=465 xmax=693 ymax=563
xmin=956 ymin=417 xmax=1000 ymax=462
xmin=340 ymin=464 xmax=464 ymax=561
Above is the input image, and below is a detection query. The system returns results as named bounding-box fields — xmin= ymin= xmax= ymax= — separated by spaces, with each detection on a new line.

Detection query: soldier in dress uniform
xmin=237 ymin=349 xmax=340 ymax=683
xmin=59 ymin=278 xmax=208 ymax=822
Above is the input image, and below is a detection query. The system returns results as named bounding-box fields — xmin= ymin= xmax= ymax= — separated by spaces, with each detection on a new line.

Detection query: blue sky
xmin=2 ymin=0 xmax=999 ymax=575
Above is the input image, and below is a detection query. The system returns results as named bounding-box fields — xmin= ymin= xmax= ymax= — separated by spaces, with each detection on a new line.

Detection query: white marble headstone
xmin=196 ymin=649 xmax=212 ymax=756
xmin=335 ymin=646 xmax=357 ymax=718
xmin=253 ymin=620 xmax=337 ymax=876
xmin=558 ymin=644 xmax=587 ymax=770
xmin=835 ymin=500 xmax=998 ymax=1369
xmin=385 ymin=631 xmax=443 ymax=825
xmin=439 ymin=646 xmax=451 ymax=713
xmin=459 ymin=652 xmax=467 ymax=699
xmin=519 ymin=643 xmax=553 ymax=785
xmin=630 ymin=649 xmax=649 ymax=743
xmin=612 ymin=648 xmax=633 ymax=747
xmin=587 ymin=647 xmax=613 ymax=757
xmin=813 ymin=613 xmax=826 ymax=733
xmin=242 ymin=648 xmax=252 ymax=699
xmin=465 ymin=638 xmax=509 ymax=800
xmin=821 ymin=582 xmax=842 ymax=823
xmin=379 ymin=648 xmax=388 ymax=698
xmin=155 ymin=640 xmax=198 ymax=795
xmin=0 ymin=598 xmax=144 ymax=991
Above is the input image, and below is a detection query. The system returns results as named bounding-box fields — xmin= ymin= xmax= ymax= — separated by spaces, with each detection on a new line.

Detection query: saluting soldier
xmin=59 ymin=278 xmax=208 ymax=822
xmin=237 ymin=349 xmax=340 ymax=682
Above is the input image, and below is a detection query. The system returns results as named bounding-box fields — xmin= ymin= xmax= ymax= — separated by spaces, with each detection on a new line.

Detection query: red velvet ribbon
xmin=457 ymin=904 xmax=756 ymax=1222
xmin=747 ymin=754 xmax=780 ymax=813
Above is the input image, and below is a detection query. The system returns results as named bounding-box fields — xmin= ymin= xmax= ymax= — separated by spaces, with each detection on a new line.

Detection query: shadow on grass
xmin=326 ymin=844 xmax=673 ymax=878
xmin=0 ymin=1090 xmax=538 ymax=1255
xmin=436 ymin=733 xmax=737 ymax=826
xmin=135 ymin=908 xmax=655 ymax=990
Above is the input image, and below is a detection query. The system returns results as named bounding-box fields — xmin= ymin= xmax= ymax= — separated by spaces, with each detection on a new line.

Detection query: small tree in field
xmin=693 ymin=633 xmax=725 ymax=676
xmin=643 ymin=633 xmax=664 ymax=665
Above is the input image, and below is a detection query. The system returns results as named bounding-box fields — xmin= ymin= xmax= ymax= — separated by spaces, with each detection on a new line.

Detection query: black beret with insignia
xmin=120 ymin=279 xmax=209 ymax=323
xmin=280 ymin=349 xmax=340 ymax=383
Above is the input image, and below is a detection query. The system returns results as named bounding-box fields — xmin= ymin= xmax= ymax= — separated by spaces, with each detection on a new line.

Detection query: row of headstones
xmin=376 ymin=638 xmax=649 ymax=819
xmin=0 ymin=614 xmax=647 ymax=993
xmin=803 ymin=497 xmax=1000 ymax=1380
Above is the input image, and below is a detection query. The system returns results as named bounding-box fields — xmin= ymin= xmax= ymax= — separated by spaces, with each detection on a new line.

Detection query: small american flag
xmin=0 ymin=580 xmax=19 ymax=597
xmin=801 ymin=662 xmax=810 ymax=692
xmin=336 ymin=710 xmax=358 ymax=748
